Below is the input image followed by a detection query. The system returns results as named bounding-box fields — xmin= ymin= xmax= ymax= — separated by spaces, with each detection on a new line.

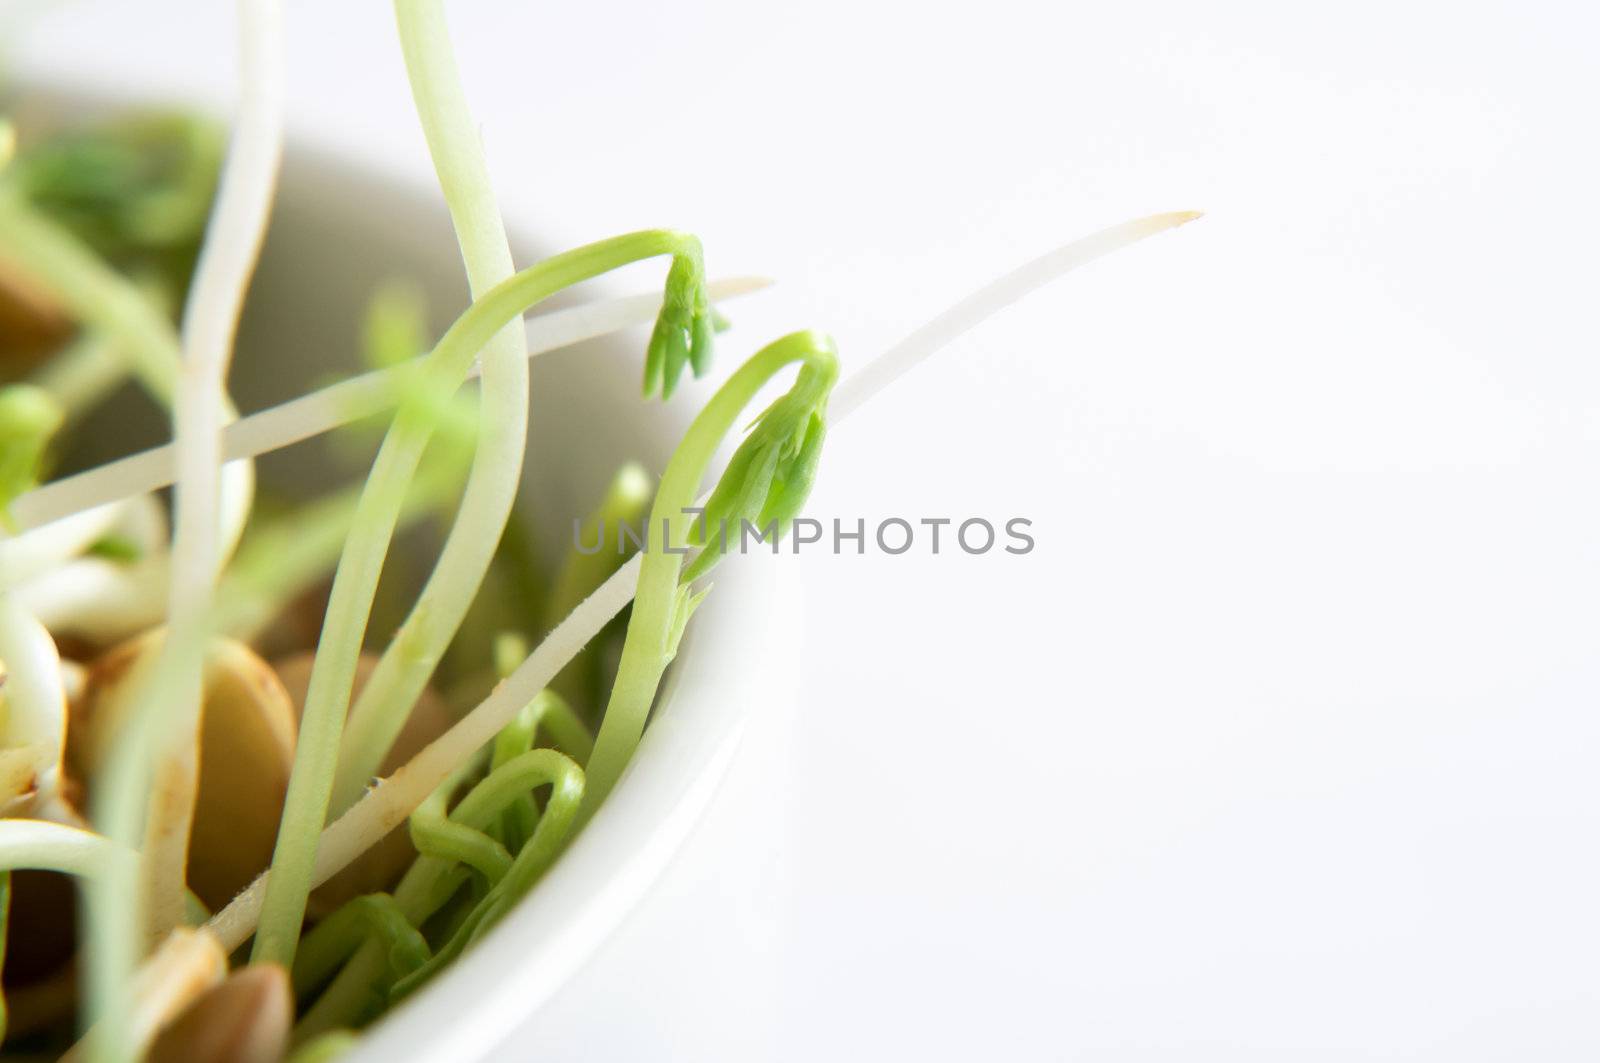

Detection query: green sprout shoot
xmin=583 ymin=329 xmax=839 ymax=817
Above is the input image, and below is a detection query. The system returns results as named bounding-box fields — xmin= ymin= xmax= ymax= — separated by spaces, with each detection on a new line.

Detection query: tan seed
xmin=72 ymin=630 xmax=298 ymax=911
xmin=147 ymin=963 xmax=292 ymax=1063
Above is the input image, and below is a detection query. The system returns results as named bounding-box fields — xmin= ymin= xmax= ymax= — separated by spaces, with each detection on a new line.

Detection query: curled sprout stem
xmin=294 ymin=748 xmax=584 ymax=1036
xmin=389 ymin=748 xmax=584 ymax=1000
xmin=290 ymin=893 xmax=431 ymax=1001
xmin=409 ymin=757 xmax=513 ymax=886
xmin=251 ymin=228 xmax=711 ymax=969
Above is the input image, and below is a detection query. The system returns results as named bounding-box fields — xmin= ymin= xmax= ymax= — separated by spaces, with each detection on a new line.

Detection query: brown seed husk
xmin=61 ymin=927 xmax=227 ymax=1063
xmin=71 ymin=630 xmax=299 ymax=911
xmin=147 ymin=963 xmax=292 ymax=1063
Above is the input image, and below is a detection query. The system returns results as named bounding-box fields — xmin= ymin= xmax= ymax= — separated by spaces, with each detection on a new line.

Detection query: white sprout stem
xmin=139 ymin=0 xmax=284 ymax=941
xmin=0 ymin=819 xmax=128 ymax=879
xmin=0 ymin=499 xmax=126 ymax=588
xmin=324 ymin=0 xmax=527 ymax=817
xmin=206 ymin=211 xmax=1201 ymax=951
xmin=79 ymin=3 xmax=283 ymax=1054
xmin=6 ymin=277 xmax=769 ymax=535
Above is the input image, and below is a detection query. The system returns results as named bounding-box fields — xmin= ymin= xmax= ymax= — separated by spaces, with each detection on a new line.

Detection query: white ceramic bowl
xmin=18 ymin=95 xmax=786 ymax=1060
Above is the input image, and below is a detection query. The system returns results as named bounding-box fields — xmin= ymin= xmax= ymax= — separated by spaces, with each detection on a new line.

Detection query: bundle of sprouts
xmin=0 ymin=1 xmax=1197 ymax=1058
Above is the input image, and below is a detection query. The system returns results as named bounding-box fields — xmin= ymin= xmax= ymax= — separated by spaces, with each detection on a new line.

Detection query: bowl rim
xmin=348 ymin=556 xmax=785 ymax=1062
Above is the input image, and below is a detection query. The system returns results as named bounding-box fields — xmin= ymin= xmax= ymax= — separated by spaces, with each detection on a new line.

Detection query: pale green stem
xmin=251 ymin=229 xmax=702 ymax=969
xmin=214 ymin=455 xmax=462 ymax=642
xmin=323 ymin=0 xmax=531 ymax=823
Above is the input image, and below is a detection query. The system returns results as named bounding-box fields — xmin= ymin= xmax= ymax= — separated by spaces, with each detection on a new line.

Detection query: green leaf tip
xmin=643 ymin=239 xmax=713 ymax=400
xmin=684 ymin=330 xmax=838 ymax=583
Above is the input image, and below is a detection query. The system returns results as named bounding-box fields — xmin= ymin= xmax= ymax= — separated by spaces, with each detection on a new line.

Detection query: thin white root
xmin=8 ymin=277 xmax=772 ymax=534
xmin=205 ymin=212 xmax=1200 ymax=950
xmin=829 ymin=211 xmax=1202 ymax=420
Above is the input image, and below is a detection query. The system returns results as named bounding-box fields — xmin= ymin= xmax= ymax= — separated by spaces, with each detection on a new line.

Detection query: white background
xmin=12 ymin=0 xmax=1600 ymax=1058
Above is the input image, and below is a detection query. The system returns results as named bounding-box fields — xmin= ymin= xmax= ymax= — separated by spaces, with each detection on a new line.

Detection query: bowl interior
xmin=10 ymin=92 xmax=785 ymax=1058
xmin=239 ymin=142 xmax=692 ymax=563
